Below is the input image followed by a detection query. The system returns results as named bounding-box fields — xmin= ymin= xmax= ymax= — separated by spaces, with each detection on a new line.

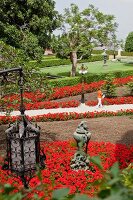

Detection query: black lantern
xmin=1 ymin=68 xmax=46 ymax=188
xmin=79 ymin=64 xmax=88 ymax=103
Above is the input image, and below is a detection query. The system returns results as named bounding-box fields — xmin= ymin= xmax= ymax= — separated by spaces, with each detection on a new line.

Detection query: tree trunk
xmin=70 ymin=51 xmax=77 ymax=77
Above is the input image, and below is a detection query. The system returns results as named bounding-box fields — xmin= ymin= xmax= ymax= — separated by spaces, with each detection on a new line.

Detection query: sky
xmin=55 ymin=0 xmax=133 ymax=41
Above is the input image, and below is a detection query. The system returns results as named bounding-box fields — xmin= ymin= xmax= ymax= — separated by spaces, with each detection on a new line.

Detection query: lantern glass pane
xmin=24 ymin=139 xmax=36 ymax=170
xmin=11 ymin=139 xmax=23 ymax=172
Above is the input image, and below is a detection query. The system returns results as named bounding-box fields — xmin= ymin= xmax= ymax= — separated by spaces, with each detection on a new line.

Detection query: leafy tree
xmin=52 ymin=4 xmax=117 ymax=76
xmin=125 ymin=32 xmax=133 ymax=52
xmin=0 ymin=0 xmax=60 ymax=59
xmin=0 ymin=40 xmax=26 ymax=70
xmin=0 ymin=41 xmax=52 ymax=101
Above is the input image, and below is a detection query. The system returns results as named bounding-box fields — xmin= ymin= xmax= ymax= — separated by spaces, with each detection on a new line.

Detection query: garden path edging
xmin=0 ymin=104 xmax=133 ymax=117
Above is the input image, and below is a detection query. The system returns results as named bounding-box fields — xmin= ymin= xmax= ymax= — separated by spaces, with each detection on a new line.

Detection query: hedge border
xmin=27 ymin=55 xmax=104 ymax=69
xmin=48 ymin=70 xmax=133 ymax=88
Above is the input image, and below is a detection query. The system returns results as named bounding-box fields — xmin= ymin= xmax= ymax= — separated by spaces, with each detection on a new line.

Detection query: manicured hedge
xmin=92 ymin=50 xmax=117 ymax=55
xmin=92 ymin=50 xmax=133 ymax=56
xmin=49 ymin=70 xmax=133 ymax=88
xmin=27 ymin=55 xmax=104 ymax=69
xmin=121 ymin=51 xmax=133 ymax=56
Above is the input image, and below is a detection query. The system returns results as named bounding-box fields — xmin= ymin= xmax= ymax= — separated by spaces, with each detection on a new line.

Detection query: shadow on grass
xmin=123 ymin=63 xmax=133 ymax=66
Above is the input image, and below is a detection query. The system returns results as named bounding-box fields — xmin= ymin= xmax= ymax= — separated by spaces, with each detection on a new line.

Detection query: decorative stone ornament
xmin=71 ymin=121 xmax=92 ymax=170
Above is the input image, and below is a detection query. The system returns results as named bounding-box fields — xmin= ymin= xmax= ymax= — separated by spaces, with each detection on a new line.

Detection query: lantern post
xmin=78 ymin=64 xmax=88 ymax=104
xmin=1 ymin=67 xmax=46 ymax=188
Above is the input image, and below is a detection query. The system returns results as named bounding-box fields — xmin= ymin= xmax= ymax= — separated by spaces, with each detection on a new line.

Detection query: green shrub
xmin=127 ymin=82 xmax=133 ymax=96
xmin=92 ymin=49 xmax=117 ymax=55
xmin=51 ymin=162 xmax=133 ymax=200
xmin=27 ymin=55 xmax=104 ymax=69
xmin=48 ymin=70 xmax=133 ymax=88
xmin=125 ymin=32 xmax=133 ymax=52
xmin=102 ymin=75 xmax=116 ymax=97
xmin=0 ymin=160 xmax=132 ymax=200
xmin=92 ymin=49 xmax=133 ymax=56
xmin=49 ymin=76 xmax=80 ymax=87
xmin=121 ymin=51 xmax=133 ymax=56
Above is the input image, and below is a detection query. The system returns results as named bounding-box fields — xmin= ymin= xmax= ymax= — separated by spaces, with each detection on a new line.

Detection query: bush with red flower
xmin=0 ymin=140 xmax=133 ymax=199
xmin=0 ymin=76 xmax=133 ymax=112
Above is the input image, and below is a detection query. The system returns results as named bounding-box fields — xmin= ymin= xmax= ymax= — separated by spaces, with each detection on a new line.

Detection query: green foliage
xmin=0 ymin=40 xmax=26 ymax=97
xmin=127 ymin=82 xmax=133 ymax=96
xmin=49 ymin=76 xmax=80 ymax=88
xmin=90 ymin=156 xmax=103 ymax=170
xmin=78 ymin=55 xmax=104 ymax=63
xmin=125 ymin=32 xmax=133 ymax=52
xmin=121 ymin=163 xmax=133 ymax=189
xmin=52 ymin=188 xmax=70 ymax=200
xmin=121 ymin=51 xmax=133 ymax=56
xmin=0 ymin=41 xmax=53 ymax=98
xmin=92 ymin=50 xmax=117 ymax=55
xmin=0 ymin=184 xmax=24 ymax=200
xmin=0 ymin=158 xmax=133 ymax=200
xmin=48 ymin=70 xmax=133 ymax=88
xmin=92 ymin=50 xmax=133 ymax=56
xmin=53 ymin=3 xmax=117 ymax=53
xmin=102 ymin=75 xmax=116 ymax=97
xmin=0 ymin=40 xmax=26 ymax=69
xmin=0 ymin=0 xmax=60 ymax=59
xmin=51 ymin=161 xmax=133 ymax=200
xmin=27 ymin=55 xmax=103 ymax=69
xmin=20 ymin=30 xmax=43 ymax=61
xmin=51 ymin=3 xmax=117 ymax=76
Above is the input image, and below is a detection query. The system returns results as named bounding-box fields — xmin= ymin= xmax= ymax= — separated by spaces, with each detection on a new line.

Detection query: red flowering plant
xmin=0 ymin=140 xmax=133 ymax=199
xmin=0 ymin=76 xmax=133 ymax=112
xmin=0 ymin=109 xmax=133 ymax=125
xmin=86 ymin=96 xmax=133 ymax=106
xmin=113 ymin=76 xmax=133 ymax=86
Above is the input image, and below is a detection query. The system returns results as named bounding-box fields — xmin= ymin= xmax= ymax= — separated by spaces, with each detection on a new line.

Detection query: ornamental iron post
xmin=79 ymin=64 xmax=88 ymax=104
xmin=0 ymin=67 xmax=46 ymax=188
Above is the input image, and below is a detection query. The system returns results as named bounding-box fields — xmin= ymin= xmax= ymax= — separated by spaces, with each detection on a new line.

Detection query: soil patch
xmin=0 ymin=116 xmax=133 ymax=156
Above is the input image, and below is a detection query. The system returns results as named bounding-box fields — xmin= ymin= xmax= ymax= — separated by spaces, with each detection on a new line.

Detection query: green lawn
xmin=40 ymin=60 xmax=133 ymax=76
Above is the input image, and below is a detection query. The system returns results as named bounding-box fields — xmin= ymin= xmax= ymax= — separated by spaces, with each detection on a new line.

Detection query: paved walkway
xmin=0 ymin=104 xmax=133 ymax=117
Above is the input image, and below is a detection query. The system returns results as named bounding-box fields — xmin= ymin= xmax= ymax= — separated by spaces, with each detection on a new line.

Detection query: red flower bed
xmin=49 ymin=76 xmax=133 ymax=100
xmin=0 ymin=109 xmax=133 ymax=125
xmin=2 ymin=76 xmax=132 ymax=105
xmin=24 ymin=100 xmax=79 ymax=110
xmin=0 ymin=141 xmax=133 ymax=199
xmin=86 ymin=96 xmax=133 ymax=106
xmin=50 ymin=81 xmax=104 ymax=100
xmin=113 ymin=76 xmax=133 ymax=85
xmin=0 ymin=76 xmax=132 ymax=113
xmin=2 ymin=96 xmax=133 ymax=111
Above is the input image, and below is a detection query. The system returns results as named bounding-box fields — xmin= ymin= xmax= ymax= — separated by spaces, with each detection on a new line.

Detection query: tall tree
xmin=0 ymin=0 xmax=60 ymax=59
xmin=125 ymin=32 xmax=133 ymax=52
xmin=52 ymin=4 xmax=117 ymax=76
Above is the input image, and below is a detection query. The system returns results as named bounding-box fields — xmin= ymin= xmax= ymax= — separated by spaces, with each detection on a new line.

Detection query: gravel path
xmin=0 ymin=104 xmax=133 ymax=117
